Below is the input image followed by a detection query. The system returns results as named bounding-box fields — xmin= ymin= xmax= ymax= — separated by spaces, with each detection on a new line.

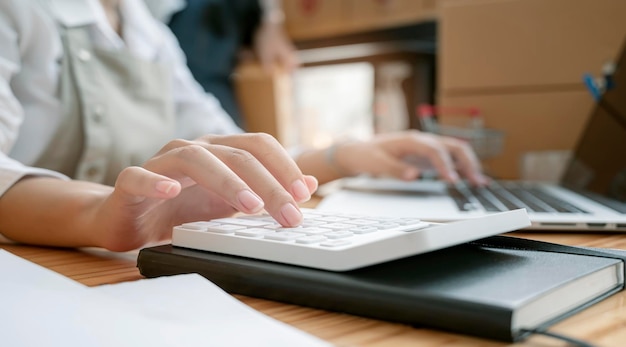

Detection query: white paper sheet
xmin=0 ymin=250 xmax=330 ymax=347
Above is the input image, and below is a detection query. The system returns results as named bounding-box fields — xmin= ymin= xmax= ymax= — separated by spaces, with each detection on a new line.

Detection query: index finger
xmin=439 ymin=137 xmax=488 ymax=185
xmin=400 ymin=132 xmax=461 ymax=183
xmin=204 ymin=133 xmax=317 ymax=202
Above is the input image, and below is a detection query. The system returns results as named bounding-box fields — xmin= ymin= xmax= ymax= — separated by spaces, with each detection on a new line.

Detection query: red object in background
xmin=300 ymin=0 xmax=319 ymax=15
xmin=418 ymin=104 xmax=481 ymax=120
xmin=417 ymin=104 xmax=504 ymax=159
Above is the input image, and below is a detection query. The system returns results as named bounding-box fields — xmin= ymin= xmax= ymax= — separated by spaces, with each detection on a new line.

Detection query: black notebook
xmin=137 ymin=236 xmax=626 ymax=342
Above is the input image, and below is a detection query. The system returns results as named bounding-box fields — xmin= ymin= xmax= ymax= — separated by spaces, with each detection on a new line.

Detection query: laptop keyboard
xmin=448 ymin=181 xmax=589 ymax=213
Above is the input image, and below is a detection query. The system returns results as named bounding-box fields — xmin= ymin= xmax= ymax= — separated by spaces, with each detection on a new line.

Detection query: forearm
xmin=0 ymin=177 xmax=111 ymax=248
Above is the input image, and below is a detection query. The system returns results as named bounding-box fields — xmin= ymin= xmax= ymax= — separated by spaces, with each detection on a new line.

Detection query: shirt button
xmin=92 ymin=104 xmax=105 ymax=123
xmin=77 ymin=49 xmax=92 ymax=62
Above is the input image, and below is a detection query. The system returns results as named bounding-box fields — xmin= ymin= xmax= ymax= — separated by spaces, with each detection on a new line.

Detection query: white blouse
xmin=0 ymin=0 xmax=242 ymax=198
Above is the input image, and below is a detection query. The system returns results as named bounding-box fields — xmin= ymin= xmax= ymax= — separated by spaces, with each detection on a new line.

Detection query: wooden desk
xmin=3 ymin=218 xmax=626 ymax=346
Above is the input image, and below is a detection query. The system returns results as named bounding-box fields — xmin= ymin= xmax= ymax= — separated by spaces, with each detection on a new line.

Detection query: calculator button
xmin=206 ymin=224 xmax=245 ymax=234
xmin=301 ymin=210 xmax=326 ymax=217
xmin=264 ymin=232 xmax=306 ymax=241
xmin=375 ymin=222 xmax=401 ymax=229
xmin=238 ymin=215 xmax=275 ymax=221
xmin=316 ymin=216 xmax=349 ymax=223
xmin=235 ymin=228 xmax=271 ymax=237
xmin=322 ymin=223 xmax=357 ymax=230
xmin=320 ymin=239 xmax=352 ymax=247
xmin=210 ymin=218 xmax=272 ymax=227
xmin=324 ymin=231 xmax=354 ymax=239
xmin=296 ymin=235 xmax=327 ymax=244
xmin=300 ymin=227 xmax=333 ymax=235
xmin=343 ymin=219 xmax=379 ymax=226
xmin=180 ymin=221 xmax=221 ymax=231
xmin=300 ymin=220 xmax=328 ymax=227
xmin=270 ymin=226 xmax=307 ymax=233
xmin=350 ymin=226 xmax=380 ymax=234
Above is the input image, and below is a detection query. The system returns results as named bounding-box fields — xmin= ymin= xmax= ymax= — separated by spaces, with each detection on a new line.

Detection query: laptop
xmin=318 ymin=43 xmax=626 ymax=232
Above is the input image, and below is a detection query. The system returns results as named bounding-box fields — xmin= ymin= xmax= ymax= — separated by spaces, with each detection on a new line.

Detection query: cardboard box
xmin=345 ymin=0 xmax=437 ymax=32
xmin=439 ymin=0 xmax=626 ymax=92
xmin=233 ymin=62 xmax=295 ymax=147
xmin=439 ymin=90 xmax=593 ymax=179
xmin=283 ymin=0 xmax=349 ymax=40
xmin=284 ymin=0 xmax=438 ymax=41
xmin=437 ymin=0 xmax=626 ymax=180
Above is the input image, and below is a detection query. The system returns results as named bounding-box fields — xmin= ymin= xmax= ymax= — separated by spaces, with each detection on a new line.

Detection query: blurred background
xmin=233 ymin=0 xmax=626 ymax=180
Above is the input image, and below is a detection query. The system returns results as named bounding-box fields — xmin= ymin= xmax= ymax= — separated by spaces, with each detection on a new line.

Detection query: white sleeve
xmin=0 ymin=155 xmax=69 ymax=197
xmin=152 ymin=20 xmax=244 ymax=139
xmin=0 ymin=3 xmax=69 ymax=200
xmin=0 ymin=2 xmax=27 ymax=155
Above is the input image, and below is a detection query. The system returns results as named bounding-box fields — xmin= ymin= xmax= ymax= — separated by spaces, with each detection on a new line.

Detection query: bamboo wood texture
xmin=3 ymin=223 xmax=626 ymax=346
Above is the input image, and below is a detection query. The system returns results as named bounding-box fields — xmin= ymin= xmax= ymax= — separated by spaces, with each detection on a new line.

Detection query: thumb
xmin=114 ymin=166 xmax=182 ymax=203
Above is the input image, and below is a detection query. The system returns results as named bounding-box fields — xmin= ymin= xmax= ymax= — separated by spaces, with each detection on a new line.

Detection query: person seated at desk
xmin=146 ymin=0 xmax=299 ymax=128
xmin=0 ymin=0 xmax=486 ymax=252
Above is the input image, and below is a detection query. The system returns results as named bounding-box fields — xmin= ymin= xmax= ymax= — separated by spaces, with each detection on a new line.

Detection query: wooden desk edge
xmin=3 ymin=228 xmax=626 ymax=346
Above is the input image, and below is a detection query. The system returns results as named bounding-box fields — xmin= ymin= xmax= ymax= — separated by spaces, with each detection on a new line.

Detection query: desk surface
xmin=3 ymin=219 xmax=626 ymax=346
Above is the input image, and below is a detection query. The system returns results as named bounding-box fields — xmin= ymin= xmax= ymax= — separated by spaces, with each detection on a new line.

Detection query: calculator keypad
xmin=176 ymin=210 xmax=430 ymax=247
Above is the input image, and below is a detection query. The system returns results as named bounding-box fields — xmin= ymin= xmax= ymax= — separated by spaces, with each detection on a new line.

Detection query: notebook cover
xmin=137 ymin=236 xmax=626 ymax=342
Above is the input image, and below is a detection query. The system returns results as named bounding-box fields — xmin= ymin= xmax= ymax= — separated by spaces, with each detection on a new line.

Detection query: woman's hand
xmin=340 ymin=131 xmax=487 ymax=185
xmin=0 ymin=133 xmax=316 ymax=251
xmin=298 ymin=130 xmax=487 ymax=186
xmin=94 ymin=133 xmax=317 ymax=251
xmin=253 ymin=21 xmax=299 ymax=73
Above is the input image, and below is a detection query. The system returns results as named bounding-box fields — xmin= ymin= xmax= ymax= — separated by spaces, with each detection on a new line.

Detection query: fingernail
xmin=449 ymin=171 xmax=459 ymax=182
xmin=156 ymin=181 xmax=177 ymax=194
xmin=237 ymin=190 xmax=264 ymax=213
xmin=280 ymin=203 xmax=303 ymax=226
xmin=476 ymin=174 xmax=489 ymax=186
xmin=403 ymin=168 xmax=420 ymax=180
xmin=291 ymin=179 xmax=311 ymax=202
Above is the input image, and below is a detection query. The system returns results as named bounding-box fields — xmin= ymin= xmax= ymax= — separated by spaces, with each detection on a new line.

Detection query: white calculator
xmin=172 ymin=208 xmax=530 ymax=271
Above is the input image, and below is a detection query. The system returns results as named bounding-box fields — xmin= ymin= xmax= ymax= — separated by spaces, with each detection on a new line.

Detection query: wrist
xmin=325 ymin=141 xmax=359 ymax=177
xmin=0 ymin=177 xmax=110 ymax=248
xmin=325 ymin=144 xmax=348 ymax=176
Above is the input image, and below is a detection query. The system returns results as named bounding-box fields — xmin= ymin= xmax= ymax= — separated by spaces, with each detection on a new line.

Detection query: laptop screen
xmin=561 ymin=41 xmax=626 ymax=204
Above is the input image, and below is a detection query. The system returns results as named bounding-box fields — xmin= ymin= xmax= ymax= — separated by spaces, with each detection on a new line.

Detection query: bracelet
xmin=325 ymin=143 xmax=351 ymax=177
xmin=260 ymin=0 xmax=285 ymax=24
